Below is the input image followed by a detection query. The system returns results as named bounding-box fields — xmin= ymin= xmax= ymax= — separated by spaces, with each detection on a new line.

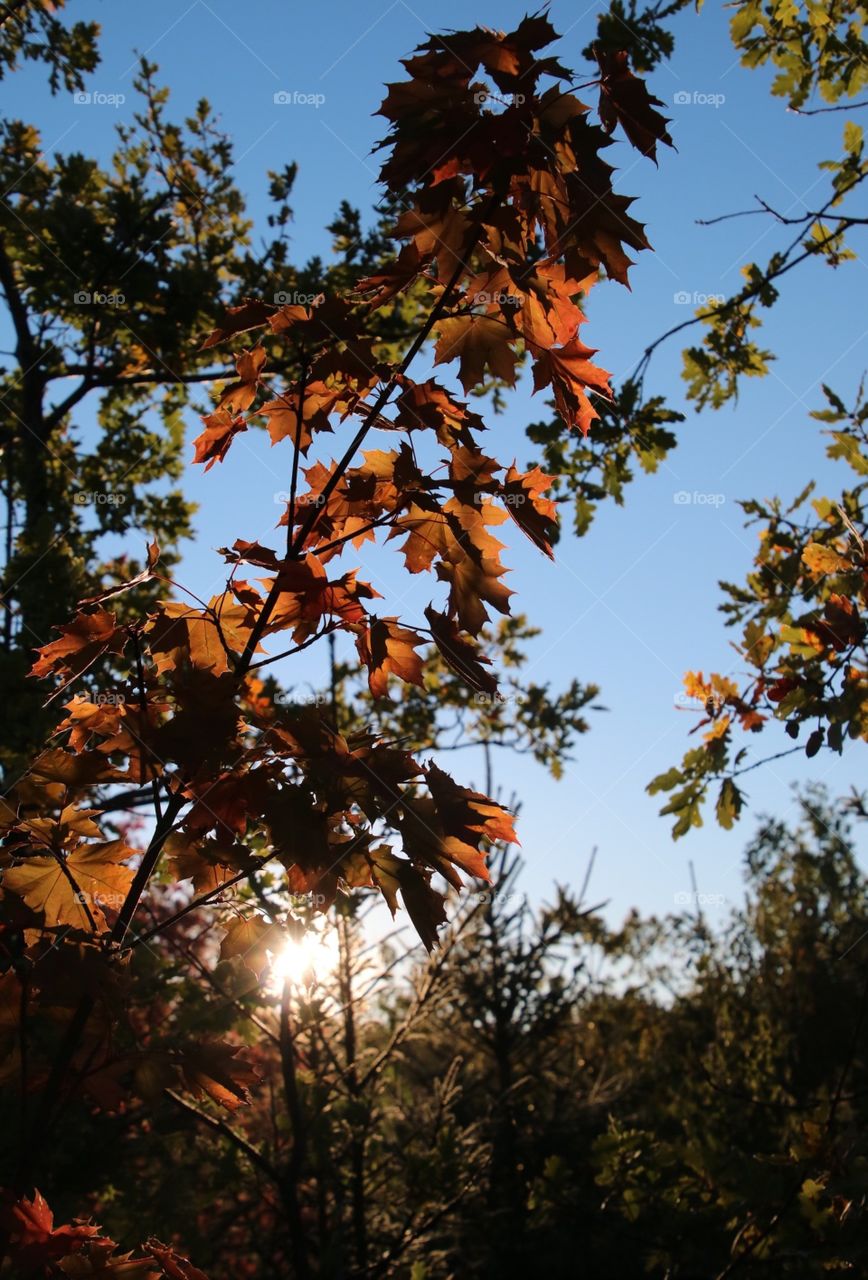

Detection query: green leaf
xmin=715 ymin=778 xmax=743 ymax=830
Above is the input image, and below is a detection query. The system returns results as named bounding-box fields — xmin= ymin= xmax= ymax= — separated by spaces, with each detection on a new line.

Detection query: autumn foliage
xmin=0 ymin=12 xmax=674 ymax=1272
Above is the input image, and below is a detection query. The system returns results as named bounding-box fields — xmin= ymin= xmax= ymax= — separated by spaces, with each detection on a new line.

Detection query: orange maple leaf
xmin=531 ymin=337 xmax=612 ymax=435
xmin=434 ymin=315 xmax=517 ymax=393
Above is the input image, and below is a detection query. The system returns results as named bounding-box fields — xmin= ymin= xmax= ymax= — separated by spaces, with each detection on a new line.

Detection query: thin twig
xmin=165 ymin=1088 xmax=280 ymax=1182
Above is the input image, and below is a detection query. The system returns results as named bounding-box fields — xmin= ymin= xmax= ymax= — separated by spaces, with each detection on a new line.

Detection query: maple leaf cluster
xmin=0 ymin=15 xmax=667 ymax=1152
xmin=5 ymin=14 xmax=665 ymax=944
xmin=0 ymin=1188 xmax=208 ymax=1278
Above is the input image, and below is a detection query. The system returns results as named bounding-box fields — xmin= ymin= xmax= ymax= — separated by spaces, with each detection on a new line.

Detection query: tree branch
xmin=165 ymin=1088 xmax=280 ymax=1182
xmin=237 ymin=184 xmax=505 ymax=673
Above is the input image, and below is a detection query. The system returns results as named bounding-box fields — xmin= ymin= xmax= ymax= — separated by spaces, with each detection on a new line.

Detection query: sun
xmin=267 ymin=926 xmax=339 ymax=994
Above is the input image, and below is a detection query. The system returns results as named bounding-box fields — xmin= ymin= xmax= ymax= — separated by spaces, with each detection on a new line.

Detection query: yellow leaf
xmin=802 ymin=542 xmax=851 ymax=576
xmin=3 ymin=841 xmax=135 ymax=932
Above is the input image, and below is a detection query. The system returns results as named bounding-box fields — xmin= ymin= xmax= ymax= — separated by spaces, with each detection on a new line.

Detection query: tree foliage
xmin=0 ymin=44 xmax=416 ymax=771
xmin=3 ymin=2 xmax=868 ymax=1275
xmin=7 ymin=787 xmax=866 ymax=1278
xmin=0 ymin=11 xmax=673 ymax=1268
xmin=565 ymin=0 xmax=868 ymax=835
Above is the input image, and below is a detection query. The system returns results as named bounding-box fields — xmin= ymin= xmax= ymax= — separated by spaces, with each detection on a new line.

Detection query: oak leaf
xmin=807 ymin=593 xmax=864 ymax=652
xmin=802 ymin=542 xmax=852 ymax=576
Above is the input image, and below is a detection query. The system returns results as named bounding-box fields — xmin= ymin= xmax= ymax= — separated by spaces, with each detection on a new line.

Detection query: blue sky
xmin=4 ymin=0 xmax=867 ymax=927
